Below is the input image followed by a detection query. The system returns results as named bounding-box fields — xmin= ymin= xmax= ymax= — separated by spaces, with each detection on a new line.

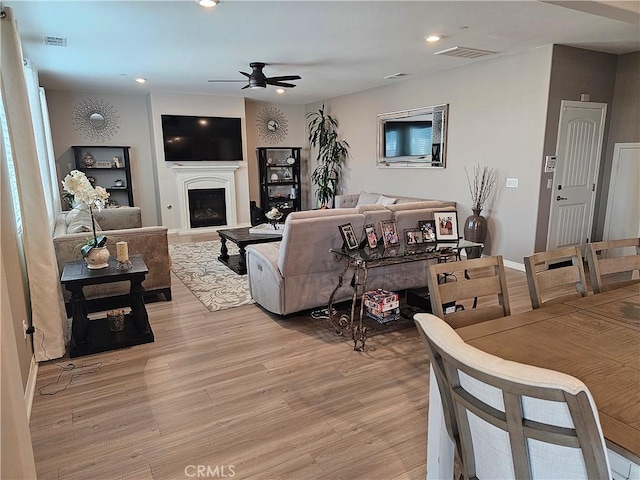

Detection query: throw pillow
xmin=376 ymin=195 xmax=397 ymax=206
xmin=356 ymin=192 xmax=382 ymax=206
xmin=66 ymin=207 xmax=102 ymax=234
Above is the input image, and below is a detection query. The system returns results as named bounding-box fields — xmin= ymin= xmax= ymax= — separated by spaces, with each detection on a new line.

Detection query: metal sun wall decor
xmin=72 ymin=98 xmax=121 ymax=142
xmin=256 ymin=107 xmax=288 ymax=144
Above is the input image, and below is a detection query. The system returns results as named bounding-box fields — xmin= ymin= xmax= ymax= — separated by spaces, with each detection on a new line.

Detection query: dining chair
xmin=524 ymin=246 xmax=588 ymax=309
xmin=585 ymin=237 xmax=640 ymax=294
xmin=414 ymin=313 xmax=612 ymax=480
xmin=426 ymin=255 xmax=510 ymax=329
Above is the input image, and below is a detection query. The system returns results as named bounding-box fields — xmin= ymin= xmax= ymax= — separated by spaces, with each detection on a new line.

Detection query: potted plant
xmin=61 ymin=170 xmax=111 ymax=268
xmin=307 ymin=104 xmax=350 ymax=208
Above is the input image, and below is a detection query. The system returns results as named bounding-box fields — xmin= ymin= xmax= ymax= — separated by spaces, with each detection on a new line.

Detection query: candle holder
xmin=117 ymin=259 xmax=132 ymax=270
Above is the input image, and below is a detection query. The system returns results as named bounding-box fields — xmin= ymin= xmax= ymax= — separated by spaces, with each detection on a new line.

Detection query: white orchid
xmin=61 ymin=170 xmax=111 ymax=256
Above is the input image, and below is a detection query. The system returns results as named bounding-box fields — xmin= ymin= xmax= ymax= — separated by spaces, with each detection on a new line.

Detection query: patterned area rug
xmin=169 ymin=240 xmax=254 ymax=312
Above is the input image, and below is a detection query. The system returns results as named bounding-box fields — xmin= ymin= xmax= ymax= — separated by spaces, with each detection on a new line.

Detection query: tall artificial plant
xmin=307 ymin=105 xmax=350 ymax=208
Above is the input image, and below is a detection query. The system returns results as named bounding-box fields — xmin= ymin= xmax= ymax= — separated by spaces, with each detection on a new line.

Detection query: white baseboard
xmin=24 ymin=356 xmax=38 ymax=421
xmin=503 ymin=259 xmax=525 ymax=272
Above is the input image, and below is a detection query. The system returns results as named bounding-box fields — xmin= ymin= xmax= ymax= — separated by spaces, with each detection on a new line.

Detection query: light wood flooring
xmin=30 ymin=233 xmax=534 ymax=480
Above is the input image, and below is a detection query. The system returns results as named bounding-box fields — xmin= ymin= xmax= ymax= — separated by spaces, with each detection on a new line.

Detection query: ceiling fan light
xmin=198 ymin=0 xmax=217 ymax=7
xmin=250 ymin=85 xmax=266 ymax=90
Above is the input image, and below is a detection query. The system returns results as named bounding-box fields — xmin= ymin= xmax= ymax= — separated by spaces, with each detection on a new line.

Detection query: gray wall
xmin=306 ymin=46 xmax=554 ymax=265
xmin=534 ymin=45 xmax=617 ymax=252
xmin=595 ymin=51 xmax=640 ymax=240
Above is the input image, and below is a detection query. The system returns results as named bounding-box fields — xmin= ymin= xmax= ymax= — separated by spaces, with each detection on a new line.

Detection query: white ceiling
xmin=7 ymin=0 xmax=640 ymax=105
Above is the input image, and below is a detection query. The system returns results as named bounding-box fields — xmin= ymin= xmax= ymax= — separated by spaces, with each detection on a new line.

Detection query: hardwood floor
xmin=30 ymin=237 xmax=533 ymax=480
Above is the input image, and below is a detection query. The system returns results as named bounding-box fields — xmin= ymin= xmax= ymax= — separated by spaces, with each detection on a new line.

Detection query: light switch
xmin=506 ymin=178 xmax=519 ymax=188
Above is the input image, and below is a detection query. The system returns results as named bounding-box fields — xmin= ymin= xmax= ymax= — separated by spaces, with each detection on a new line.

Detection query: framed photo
xmin=418 ymin=220 xmax=437 ymax=243
xmin=364 ymin=223 xmax=378 ymax=249
xmin=96 ymin=161 xmax=111 ymax=168
xmin=338 ymin=223 xmax=359 ymax=250
xmin=433 ymin=211 xmax=459 ymax=242
xmin=404 ymin=228 xmax=423 ymax=246
xmin=380 ymin=220 xmax=399 ymax=248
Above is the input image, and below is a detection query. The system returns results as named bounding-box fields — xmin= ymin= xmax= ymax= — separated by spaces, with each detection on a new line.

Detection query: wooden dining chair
xmin=414 ymin=313 xmax=612 ymax=480
xmin=586 ymin=238 xmax=640 ymax=294
xmin=524 ymin=246 xmax=588 ymax=309
xmin=426 ymin=255 xmax=510 ymax=329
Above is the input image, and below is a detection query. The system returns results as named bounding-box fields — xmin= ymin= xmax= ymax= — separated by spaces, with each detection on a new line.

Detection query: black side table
xmin=61 ymin=254 xmax=154 ymax=358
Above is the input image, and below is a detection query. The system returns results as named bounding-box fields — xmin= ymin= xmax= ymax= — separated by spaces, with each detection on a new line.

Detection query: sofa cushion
xmin=356 ymin=192 xmax=382 ymax=206
xmin=65 ymin=207 xmax=102 ymax=234
xmin=386 ymin=200 xmax=456 ymax=213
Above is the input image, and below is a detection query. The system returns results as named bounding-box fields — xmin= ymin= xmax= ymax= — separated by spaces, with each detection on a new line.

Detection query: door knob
xmin=557 ymin=195 xmax=568 ymax=201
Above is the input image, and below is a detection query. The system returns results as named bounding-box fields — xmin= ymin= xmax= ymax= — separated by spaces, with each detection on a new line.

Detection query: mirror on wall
xmin=376 ymin=104 xmax=448 ymax=169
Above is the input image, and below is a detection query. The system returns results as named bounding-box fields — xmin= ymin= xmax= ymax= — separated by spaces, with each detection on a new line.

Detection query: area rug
xmin=169 ymin=240 xmax=254 ymax=312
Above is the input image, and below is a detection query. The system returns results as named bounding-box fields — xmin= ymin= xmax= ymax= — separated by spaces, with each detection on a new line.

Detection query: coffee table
xmin=217 ymin=226 xmax=282 ymax=275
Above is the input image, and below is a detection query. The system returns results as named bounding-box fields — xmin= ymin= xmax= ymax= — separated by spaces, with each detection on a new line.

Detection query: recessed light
xmin=135 ymin=78 xmax=146 ymax=84
xmin=425 ymin=35 xmax=441 ymax=43
xmin=198 ymin=0 xmax=217 ymax=7
xmin=276 ymin=88 xmax=285 ymax=94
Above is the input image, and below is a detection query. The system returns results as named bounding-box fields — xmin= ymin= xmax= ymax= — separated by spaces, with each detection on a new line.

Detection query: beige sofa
xmin=53 ymin=206 xmax=171 ymax=303
xmin=246 ymin=195 xmax=456 ymax=315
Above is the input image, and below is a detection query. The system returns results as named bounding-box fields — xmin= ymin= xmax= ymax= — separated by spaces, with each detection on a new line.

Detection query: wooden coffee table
xmin=217 ymin=226 xmax=282 ymax=275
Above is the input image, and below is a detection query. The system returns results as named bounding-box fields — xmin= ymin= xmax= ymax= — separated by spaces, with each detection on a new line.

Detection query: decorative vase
xmin=85 ymin=246 xmax=110 ymax=269
xmin=464 ymin=208 xmax=487 ymax=259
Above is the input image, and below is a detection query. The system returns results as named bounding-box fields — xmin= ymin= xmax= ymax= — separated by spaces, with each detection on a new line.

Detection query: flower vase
xmin=464 ymin=208 xmax=487 ymax=259
xmin=85 ymin=246 xmax=110 ymax=269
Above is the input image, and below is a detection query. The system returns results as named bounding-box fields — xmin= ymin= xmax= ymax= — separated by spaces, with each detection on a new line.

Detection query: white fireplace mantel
xmin=172 ymin=164 xmax=239 ymax=234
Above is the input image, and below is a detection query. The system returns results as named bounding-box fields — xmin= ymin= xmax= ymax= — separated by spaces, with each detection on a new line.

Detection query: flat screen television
xmin=161 ymin=114 xmax=243 ymax=162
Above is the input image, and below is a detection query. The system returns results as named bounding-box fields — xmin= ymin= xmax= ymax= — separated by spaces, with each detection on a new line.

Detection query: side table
xmin=60 ymin=254 xmax=154 ymax=358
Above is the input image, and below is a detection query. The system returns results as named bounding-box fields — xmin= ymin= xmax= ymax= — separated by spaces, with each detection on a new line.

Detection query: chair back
xmin=426 ymin=255 xmax=510 ymax=328
xmin=414 ymin=313 xmax=611 ymax=480
xmin=524 ymin=247 xmax=587 ymax=309
xmin=586 ymin=238 xmax=640 ymax=293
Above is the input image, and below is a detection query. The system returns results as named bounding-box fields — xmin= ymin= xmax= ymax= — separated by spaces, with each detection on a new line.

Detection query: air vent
xmin=384 ymin=73 xmax=410 ymax=80
xmin=43 ymin=36 xmax=67 ymax=47
xmin=434 ymin=46 xmax=496 ymax=59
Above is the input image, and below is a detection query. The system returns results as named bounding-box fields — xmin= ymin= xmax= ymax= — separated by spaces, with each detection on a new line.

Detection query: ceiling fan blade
xmin=241 ymin=84 xmax=251 ymax=90
xmin=267 ymin=81 xmax=297 ymax=88
xmin=239 ymin=71 xmax=251 ymax=78
xmin=266 ymin=75 xmax=301 ymax=82
xmin=207 ymin=80 xmax=246 ymax=83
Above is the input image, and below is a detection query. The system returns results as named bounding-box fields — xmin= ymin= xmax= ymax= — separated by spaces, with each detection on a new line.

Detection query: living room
xmin=2 ymin=1 xmax=639 ymax=478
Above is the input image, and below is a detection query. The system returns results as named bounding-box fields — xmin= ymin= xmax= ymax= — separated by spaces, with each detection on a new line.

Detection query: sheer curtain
xmin=1 ymin=7 xmax=67 ymax=360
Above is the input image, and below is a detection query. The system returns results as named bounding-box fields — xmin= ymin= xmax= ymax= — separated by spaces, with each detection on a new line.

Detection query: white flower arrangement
xmin=61 ymin=170 xmax=110 ymax=257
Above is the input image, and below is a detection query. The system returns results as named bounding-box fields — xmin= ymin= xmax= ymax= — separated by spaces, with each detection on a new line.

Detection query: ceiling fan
xmin=208 ymin=62 xmax=301 ymax=90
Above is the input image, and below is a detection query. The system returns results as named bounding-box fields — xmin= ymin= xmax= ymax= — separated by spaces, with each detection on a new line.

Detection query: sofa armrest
xmin=93 ymin=207 xmax=142 ymax=230
xmin=334 ymin=194 xmax=360 ymax=209
xmin=54 ymin=226 xmax=170 ymax=302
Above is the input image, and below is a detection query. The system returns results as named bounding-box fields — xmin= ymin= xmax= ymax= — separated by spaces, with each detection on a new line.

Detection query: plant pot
xmin=85 ymin=246 xmax=110 ymax=269
xmin=464 ymin=208 xmax=487 ymax=259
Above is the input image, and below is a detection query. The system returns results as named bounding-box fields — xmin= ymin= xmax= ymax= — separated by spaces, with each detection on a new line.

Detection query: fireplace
xmin=188 ymin=188 xmax=226 ymax=228
xmin=172 ymin=165 xmax=239 ymax=234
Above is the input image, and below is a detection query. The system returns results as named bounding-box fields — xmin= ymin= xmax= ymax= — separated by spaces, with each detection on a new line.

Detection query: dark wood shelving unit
xmin=257 ymin=147 xmax=302 ymax=220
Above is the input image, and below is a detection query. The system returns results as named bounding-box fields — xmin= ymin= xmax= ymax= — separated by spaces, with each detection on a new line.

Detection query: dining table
xmin=425 ymin=284 xmax=640 ymax=479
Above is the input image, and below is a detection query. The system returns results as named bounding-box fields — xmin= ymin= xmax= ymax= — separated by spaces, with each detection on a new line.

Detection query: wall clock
xmin=257 ymin=107 xmax=288 ymax=144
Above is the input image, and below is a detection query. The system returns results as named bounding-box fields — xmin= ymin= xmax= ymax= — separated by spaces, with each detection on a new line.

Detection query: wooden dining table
xmin=425 ymin=284 xmax=640 ymax=479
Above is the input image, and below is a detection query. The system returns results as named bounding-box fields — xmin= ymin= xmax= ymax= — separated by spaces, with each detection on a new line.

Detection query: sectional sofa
xmin=246 ymin=192 xmax=456 ymax=315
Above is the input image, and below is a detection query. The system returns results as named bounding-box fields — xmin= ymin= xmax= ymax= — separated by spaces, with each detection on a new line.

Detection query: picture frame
xmin=338 ymin=223 xmax=359 ymax=250
xmin=418 ymin=220 xmax=437 ymax=243
xmin=404 ymin=228 xmax=423 ymax=246
xmin=433 ymin=211 xmax=459 ymax=242
xmin=96 ymin=161 xmax=111 ymax=168
xmin=380 ymin=220 xmax=399 ymax=248
xmin=364 ymin=223 xmax=378 ymax=249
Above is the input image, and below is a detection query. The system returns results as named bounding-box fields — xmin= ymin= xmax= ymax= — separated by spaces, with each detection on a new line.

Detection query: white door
xmin=603 ymin=143 xmax=640 ymax=252
xmin=547 ymin=101 xmax=607 ymax=250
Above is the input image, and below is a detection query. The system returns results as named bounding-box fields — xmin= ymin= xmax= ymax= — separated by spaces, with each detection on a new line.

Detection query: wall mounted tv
xmin=161 ymin=114 xmax=243 ymax=162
